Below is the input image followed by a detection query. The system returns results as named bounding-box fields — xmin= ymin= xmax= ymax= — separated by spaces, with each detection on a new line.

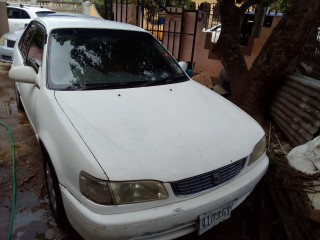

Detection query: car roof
xmin=33 ymin=14 xmax=147 ymax=33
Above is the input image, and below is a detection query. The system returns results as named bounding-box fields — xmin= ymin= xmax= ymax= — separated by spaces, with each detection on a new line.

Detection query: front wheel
xmin=15 ymin=85 xmax=23 ymax=110
xmin=43 ymin=153 xmax=68 ymax=227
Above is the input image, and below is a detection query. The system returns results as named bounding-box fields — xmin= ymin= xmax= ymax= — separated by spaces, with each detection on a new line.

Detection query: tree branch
xmin=250 ymin=0 xmax=320 ymax=78
xmin=214 ymin=0 xmax=320 ymax=118
xmin=243 ymin=0 xmax=320 ymax=115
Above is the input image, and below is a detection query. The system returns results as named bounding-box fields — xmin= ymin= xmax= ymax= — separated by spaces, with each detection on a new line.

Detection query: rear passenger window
xmin=21 ymin=10 xmax=30 ymax=19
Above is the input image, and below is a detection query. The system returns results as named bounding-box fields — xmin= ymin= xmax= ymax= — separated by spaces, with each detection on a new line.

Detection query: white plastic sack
xmin=287 ymin=136 xmax=320 ymax=174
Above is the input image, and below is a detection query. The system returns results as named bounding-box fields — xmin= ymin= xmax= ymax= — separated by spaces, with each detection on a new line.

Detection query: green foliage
xmin=94 ymin=0 xmax=105 ymax=17
xmin=269 ymin=0 xmax=292 ymax=12
xmin=167 ymin=0 xmax=193 ymax=8
xmin=188 ymin=1 xmax=196 ymax=10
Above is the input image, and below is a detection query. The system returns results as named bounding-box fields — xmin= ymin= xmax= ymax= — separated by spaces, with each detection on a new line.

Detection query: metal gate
xmin=112 ymin=0 xmax=198 ymax=65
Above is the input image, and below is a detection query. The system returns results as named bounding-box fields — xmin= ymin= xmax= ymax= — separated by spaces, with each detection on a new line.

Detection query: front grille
xmin=171 ymin=158 xmax=246 ymax=196
xmin=1 ymin=55 xmax=13 ymax=62
xmin=7 ymin=40 xmax=15 ymax=48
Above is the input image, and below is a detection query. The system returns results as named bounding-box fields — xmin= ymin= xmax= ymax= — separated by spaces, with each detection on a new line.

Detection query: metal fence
xmin=112 ymin=0 xmax=198 ymax=64
xmin=296 ymin=26 xmax=320 ymax=81
xmin=201 ymin=2 xmax=220 ymax=30
xmin=271 ymin=73 xmax=320 ymax=147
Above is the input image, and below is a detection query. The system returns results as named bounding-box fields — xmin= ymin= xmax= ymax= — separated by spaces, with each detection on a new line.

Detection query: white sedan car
xmin=7 ymin=5 xmax=54 ymax=32
xmin=0 ymin=29 xmax=24 ymax=62
xmin=204 ymin=24 xmax=221 ymax=43
xmin=10 ymin=14 xmax=268 ymax=240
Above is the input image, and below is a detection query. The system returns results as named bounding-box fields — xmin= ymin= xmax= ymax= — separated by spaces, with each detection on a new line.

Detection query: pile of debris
xmin=268 ymin=128 xmax=320 ymax=240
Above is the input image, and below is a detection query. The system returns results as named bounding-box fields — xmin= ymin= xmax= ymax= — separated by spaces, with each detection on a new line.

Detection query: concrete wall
xmin=245 ymin=16 xmax=282 ymax=68
xmin=179 ymin=11 xmax=221 ymax=78
xmin=188 ymin=16 xmax=282 ymax=78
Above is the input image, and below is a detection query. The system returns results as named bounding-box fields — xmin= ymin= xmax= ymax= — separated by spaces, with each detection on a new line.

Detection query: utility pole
xmin=0 ymin=0 xmax=9 ymax=36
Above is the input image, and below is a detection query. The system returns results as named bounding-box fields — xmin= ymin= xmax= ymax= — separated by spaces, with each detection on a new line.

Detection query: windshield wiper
xmin=62 ymin=74 xmax=188 ymax=90
xmin=64 ymin=81 xmax=146 ymax=91
xmin=140 ymin=73 xmax=188 ymax=87
xmin=65 ymin=84 xmax=84 ymax=90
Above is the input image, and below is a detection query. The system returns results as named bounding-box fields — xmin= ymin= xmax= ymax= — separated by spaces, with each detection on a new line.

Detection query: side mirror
xmin=178 ymin=61 xmax=187 ymax=72
xmin=9 ymin=66 xmax=37 ymax=84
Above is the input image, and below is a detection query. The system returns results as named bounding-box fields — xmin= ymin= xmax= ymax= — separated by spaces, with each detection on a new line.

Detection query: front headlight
xmin=80 ymin=171 xmax=169 ymax=205
xmin=0 ymin=36 xmax=6 ymax=46
xmin=247 ymin=136 xmax=266 ymax=165
xmin=110 ymin=181 xmax=168 ymax=204
xmin=79 ymin=171 xmax=114 ymax=205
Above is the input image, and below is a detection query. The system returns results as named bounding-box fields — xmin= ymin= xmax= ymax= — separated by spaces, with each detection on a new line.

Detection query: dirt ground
xmin=0 ymin=62 xmax=287 ymax=240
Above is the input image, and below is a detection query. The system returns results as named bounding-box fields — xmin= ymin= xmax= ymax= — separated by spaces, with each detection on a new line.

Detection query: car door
xmin=17 ymin=22 xmax=45 ymax=131
xmin=7 ymin=7 xmax=31 ymax=32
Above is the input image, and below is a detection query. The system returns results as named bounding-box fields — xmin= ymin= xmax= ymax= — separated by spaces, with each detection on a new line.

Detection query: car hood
xmin=5 ymin=29 xmax=24 ymax=41
xmin=55 ymin=80 xmax=264 ymax=182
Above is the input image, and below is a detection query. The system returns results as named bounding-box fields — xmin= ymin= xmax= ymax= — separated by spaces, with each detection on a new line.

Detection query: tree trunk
xmin=213 ymin=0 xmax=320 ymax=120
xmin=213 ymin=0 xmax=249 ymax=111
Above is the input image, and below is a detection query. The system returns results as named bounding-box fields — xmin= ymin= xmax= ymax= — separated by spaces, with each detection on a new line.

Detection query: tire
xmin=43 ymin=151 xmax=69 ymax=227
xmin=15 ymin=86 xmax=23 ymax=110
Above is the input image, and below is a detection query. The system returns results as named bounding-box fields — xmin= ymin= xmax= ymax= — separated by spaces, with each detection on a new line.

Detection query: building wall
xmin=245 ymin=16 xmax=282 ymax=68
xmin=188 ymin=16 xmax=282 ymax=78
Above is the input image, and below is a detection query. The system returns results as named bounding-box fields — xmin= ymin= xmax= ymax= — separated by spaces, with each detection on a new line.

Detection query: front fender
xmin=35 ymin=89 xmax=108 ymax=203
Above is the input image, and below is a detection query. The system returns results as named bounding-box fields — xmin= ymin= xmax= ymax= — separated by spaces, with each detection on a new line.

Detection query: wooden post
xmin=251 ymin=4 xmax=266 ymax=37
xmin=0 ymin=0 xmax=9 ymax=36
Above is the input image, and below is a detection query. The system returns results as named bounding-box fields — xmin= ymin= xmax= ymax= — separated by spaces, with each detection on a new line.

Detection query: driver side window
xmin=19 ymin=23 xmax=46 ymax=72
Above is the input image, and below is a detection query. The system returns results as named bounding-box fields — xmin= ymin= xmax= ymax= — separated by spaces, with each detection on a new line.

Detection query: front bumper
xmin=61 ymin=155 xmax=268 ymax=240
xmin=0 ymin=45 xmax=13 ymax=63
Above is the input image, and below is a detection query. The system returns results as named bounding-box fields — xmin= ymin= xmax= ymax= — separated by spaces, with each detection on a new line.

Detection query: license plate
xmin=198 ymin=202 xmax=233 ymax=235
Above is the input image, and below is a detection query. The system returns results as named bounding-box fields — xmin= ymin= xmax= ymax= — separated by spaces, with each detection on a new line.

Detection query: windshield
xmin=48 ymin=28 xmax=188 ymax=90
